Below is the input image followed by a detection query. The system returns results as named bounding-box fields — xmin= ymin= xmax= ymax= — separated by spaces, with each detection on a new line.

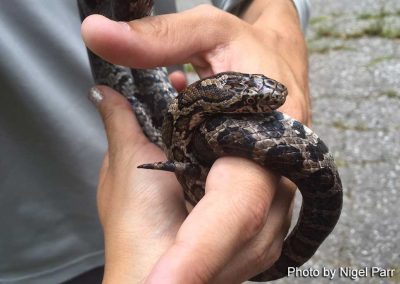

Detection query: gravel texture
xmin=177 ymin=0 xmax=400 ymax=283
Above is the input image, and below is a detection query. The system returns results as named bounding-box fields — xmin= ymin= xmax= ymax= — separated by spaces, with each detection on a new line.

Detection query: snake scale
xmin=78 ymin=0 xmax=343 ymax=281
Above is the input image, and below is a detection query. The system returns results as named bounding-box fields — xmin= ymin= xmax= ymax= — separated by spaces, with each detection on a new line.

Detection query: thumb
xmin=88 ymin=86 xmax=147 ymax=155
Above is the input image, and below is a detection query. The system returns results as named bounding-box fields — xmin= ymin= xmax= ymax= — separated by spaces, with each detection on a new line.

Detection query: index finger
xmin=81 ymin=5 xmax=243 ymax=68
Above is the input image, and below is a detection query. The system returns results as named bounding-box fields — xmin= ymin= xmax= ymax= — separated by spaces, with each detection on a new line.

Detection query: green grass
xmin=314 ymin=26 xmax=345 ymax=39
xmin=357 ymin=11 xmax=388 ymax=20
xmin=312 ymin=6 xmax=400 ymax=40
xmin=358 ymin=12 xmax=382 ymax=20
xmin=390 ymin=266 xmax=400 ymax=283
xmin=308 ymin=44 xmax=355 ymax=54
xmin=334 ymin=158 xmax=349 ymax=168
xmin=359 ymin=8 xmax=400 ymax=39
xmin=357 ymin=10 xmax=400 ymax=20
xmin=362 ymin=21 xmax=385 ymax=37
xmin=332 ymin=120 xmax=348 ymax=130
xmin=314 ymin=23 xmax=400 ymax=40
xmin=360 ymin=25 xmax=400 ymax=39
xmin=382 ymin=90 xmax=400 ymax=99
xmin=183 ymin=63 xmax=195 ymax=73
xmin=366 ymin=55 xmax=397 ymax=67
xmin=309 ymin=16 xmax=330 ymax=25
xmin=332 ymin=120 xmax=370 ymax=131
xmin=353 ymin=124 xmax=370 ymax=132
xmin=330 ymin=12 xmax=342 ymax=18
xmin=381 ymin=28 xmax=400 ymax=39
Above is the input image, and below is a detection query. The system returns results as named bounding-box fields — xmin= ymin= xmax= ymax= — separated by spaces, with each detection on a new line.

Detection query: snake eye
xmin=246 ymin=98 xmax=256 ymax=105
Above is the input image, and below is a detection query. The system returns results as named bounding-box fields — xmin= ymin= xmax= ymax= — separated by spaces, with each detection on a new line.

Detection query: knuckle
xmin=195 ymin=3 xmax=218 ymax=14
xmin=257 ymin=28 xmax=282 ymax=48
xmin=101 ymin=105 xmax=118 ymax=126
xmin=239 ymin=185 xmax=272 ymax=237
xmin=268 ymin=242 xmax=283 ymax=266
xmin=108 ymin=142 xmax=136 ymax=172
xmin=230 ymin=194 xmax=269 ymax=243
xmin=101 ymin=99 xmax=129 ymax=125
xmin=253 ymin=241 xmax=282 ymax=270
xmin=267 ymin=28 xmax=282 ymax=42
xmin=147 ymin=15 xmax=171 ymax=42
xmin=253 ymin=247 xmax=269 ymax=268
xmin=174 ymin=241 xmax=215 ymax=283
xmin=194 ymin=4 xmax=240 ymax=31
xmin=242 ymin=198 xmax=268 ymax=237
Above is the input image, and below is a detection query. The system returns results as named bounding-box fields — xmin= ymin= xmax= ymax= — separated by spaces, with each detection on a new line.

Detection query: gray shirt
xmin=0 ymin=1 xmax=308 ymax=283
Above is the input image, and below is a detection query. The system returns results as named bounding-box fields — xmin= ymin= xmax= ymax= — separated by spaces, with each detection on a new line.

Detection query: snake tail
xmin=138 ymin=161 xmax=200 ymax=176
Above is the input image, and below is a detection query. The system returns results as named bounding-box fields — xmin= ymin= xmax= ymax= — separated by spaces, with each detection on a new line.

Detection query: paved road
xmin=177 ymin=1 xmax=400 ymax=283
xmin=285 ymin=1 xmax=400 ymax=284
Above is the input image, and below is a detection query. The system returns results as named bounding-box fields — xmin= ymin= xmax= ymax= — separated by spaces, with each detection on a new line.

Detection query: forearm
xmin=242 ymin=0 xmax=311 ymax=125
xmin=239 ymin=0 xmax=310 ymax=248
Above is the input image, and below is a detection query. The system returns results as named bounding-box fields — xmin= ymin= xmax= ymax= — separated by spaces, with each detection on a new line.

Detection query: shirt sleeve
xmin=211 ymin=0 xmax=311 ymax=31
xmin=211 ymin=0 xmax=250 ymax=15
xmin=293 ymin=0 xmax=311 ymax=32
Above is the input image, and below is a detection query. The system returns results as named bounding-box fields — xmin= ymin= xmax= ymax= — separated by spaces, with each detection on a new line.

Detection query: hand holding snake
xmin=81 ymin=1 xmax=342 ymax=282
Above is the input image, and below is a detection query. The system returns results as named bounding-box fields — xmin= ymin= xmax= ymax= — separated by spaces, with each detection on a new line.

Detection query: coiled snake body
xmin=78 ymin=0 xmax=343 ymax=281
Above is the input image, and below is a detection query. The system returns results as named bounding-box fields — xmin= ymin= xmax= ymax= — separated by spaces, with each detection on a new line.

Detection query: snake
xmin=78 ymin=0 xmax=343 ymax=281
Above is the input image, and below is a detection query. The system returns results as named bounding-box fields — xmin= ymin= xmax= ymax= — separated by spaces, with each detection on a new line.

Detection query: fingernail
xmin=88 ymin=87 xmax=103 ymax=106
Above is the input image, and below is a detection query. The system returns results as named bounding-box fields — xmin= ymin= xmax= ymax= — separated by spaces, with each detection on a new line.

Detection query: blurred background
xmin=180 ymin=0 xmax=400 ymax=283
xmin=282 ymin=0 xmax=400 ymax=283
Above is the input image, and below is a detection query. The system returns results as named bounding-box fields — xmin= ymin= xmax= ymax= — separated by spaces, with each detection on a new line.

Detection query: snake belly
xmin=78 ymin=0 xmax=343 ymax=281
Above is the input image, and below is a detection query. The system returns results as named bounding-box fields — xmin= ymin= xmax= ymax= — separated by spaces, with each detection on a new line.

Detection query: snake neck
xmin=78 ymin=0 xmax=153 ymax=20
xmin=111 ymin=0 xmax=153 ymax=20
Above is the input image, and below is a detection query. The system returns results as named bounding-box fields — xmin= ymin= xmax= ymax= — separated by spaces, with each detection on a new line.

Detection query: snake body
xmin=78 ymin=0 xmax=343 ymax=281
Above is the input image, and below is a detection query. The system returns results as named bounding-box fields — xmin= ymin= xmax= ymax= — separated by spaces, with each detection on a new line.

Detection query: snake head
xmin=197 ymin=72 xmax=288 ymax=113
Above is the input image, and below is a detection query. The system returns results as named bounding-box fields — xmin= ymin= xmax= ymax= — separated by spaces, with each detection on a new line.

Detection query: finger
xmin=213 ymin=178 xmax=296 ymax=283
xmin=88 ymin=86 xmax=148 ymax=157
xmin=145 ymin=157 xmax=278 ymax=284
xmin=98 ymin=151 xmax=110 ymax=189
xmin=81 ymin=5 xmax=241 ymax=68
xmin=168 ymin=71 xmax=187 ymax=92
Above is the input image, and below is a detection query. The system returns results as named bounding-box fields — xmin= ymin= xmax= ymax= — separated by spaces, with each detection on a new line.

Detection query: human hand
xmin=82 ymin=1 xmax=310 ymax=125
xmin=91 ymin=86 xmax=292 ymax=284
xmin=82 ymin=1 xmax=310 ymax=283
xmin=90 ymin=86 xmax=186 ymax=283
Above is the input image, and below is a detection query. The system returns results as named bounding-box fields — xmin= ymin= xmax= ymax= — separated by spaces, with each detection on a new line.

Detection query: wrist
xmin=242 ymin=0 xmax=299 ymax=28
xmin=102 ymin=228 xmax=173 ymax=283
xmin=102 ymin=236 xmax=147 ymax=283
